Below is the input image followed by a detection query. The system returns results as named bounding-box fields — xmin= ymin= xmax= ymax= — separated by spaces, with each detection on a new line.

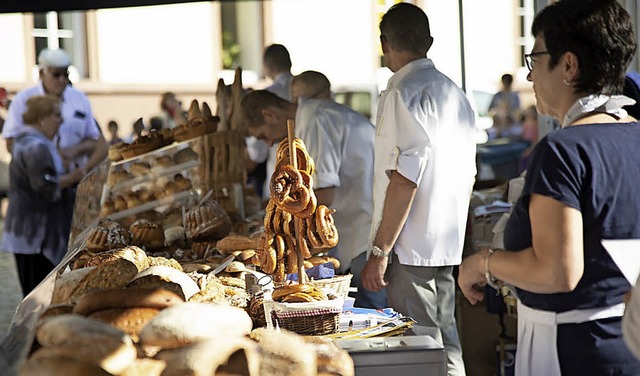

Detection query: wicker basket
xmin=310 ymin=274 xmax=353 ymax=299
xmin=264 ymin=298 xmax=343 ymax=335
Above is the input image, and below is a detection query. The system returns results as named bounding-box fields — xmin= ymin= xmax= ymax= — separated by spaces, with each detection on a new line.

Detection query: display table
xmin=337 ymin=334 xmax=447 ymax=376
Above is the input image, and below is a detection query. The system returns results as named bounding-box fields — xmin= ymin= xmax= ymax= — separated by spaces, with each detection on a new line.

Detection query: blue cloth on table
xmin=287 ymin=262 xmax=335 ymax=282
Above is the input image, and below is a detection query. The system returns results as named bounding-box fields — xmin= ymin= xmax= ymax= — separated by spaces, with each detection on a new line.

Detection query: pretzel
xmin=306 ymin=215 xmax=324 ymax=249
xmin=295 ymin=217 xmax=312 ymax=259
xmin=285 ymin=236 xmax=299 ymax=275
xmin=264 ymin=200 xmax=277 ymax=234
xmin=315 ymin=205 xmax=339 ymax=248
xmin=270 ymin=165 xmax=310 ymax=214
xmin=276 ymin=137 xmax=314 ymax=175
xmin=274 ymin=234 xmax=286 ymax=260
xmin=273 ymin=261 xmax=286 ymax=283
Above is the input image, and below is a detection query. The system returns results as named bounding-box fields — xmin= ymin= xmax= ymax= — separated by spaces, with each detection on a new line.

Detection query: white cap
xmin=38 ymin=48 xmax=72 ymax=69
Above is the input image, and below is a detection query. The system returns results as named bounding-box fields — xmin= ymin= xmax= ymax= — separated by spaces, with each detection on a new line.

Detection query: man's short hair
xmin=263 ymin=44 xmax=292 ymax=71
xmin=501 ymin=74 xmax=514 ymax=86
xmin=380 ymin=3 xmax=432 ymax=55
xmin=292 ymin=71 xmax=331 ymax=99
xmin=240 ymin=90 xmax=289 ymax=129
xmin=38 ymin=48 xmax=72 ymax=69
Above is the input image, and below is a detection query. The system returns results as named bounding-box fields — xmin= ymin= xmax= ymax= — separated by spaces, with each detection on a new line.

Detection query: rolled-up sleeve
xmin=385 ymin=90 xmax=430 ymax=185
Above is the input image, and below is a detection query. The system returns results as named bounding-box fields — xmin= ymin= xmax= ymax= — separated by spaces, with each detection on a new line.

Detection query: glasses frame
xmin=524 ymin=51 xmax=549 ymax=71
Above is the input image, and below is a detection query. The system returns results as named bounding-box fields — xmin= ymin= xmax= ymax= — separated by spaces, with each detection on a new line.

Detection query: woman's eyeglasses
xmin=524 ymin=51 xmax=549 ymax=71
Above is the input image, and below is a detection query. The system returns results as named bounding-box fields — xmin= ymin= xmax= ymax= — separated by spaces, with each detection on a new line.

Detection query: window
xmin=32 ymin=11 xmax=88 ymax=79
xmin=516 ymin=0 xmax=535 ymax=69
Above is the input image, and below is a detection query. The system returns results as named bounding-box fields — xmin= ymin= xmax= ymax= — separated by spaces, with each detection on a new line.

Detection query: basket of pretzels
xmin=264 ymin=282 xmax=343 ymax=335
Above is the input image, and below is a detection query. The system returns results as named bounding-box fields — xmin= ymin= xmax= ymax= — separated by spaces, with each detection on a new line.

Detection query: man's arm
xmin=84 ymin=133 xmax=108 ymax=172
xmin=314 ymin=187 xmax=336 ymax=206
xmin=361 ymin=170 xmax=417 ymax=292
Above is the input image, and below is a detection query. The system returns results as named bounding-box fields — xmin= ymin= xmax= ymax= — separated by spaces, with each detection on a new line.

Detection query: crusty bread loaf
xmin=89 ymin=307 xmax=161 ymax=340
xmin=69 ymin=259 xmax=139 ymax=303
xmin=51 ymin=267 xmax=96 ymax=305
xmin=156 ymin=337 xmax=260 ymax=376
xmin=217 ymin=234 xmax=258 ymax=252
xmin=139 ymin=302 xmax=253 ymax=349
xmin=120 ymin=358 xmax=166 ymax=376
xmin=129 ymin=266 xmax=199 ymax=300
xmin=73 ymin=288 xmax=184 ymax=316
xmin=249 ymin=328 xmax=316 ymax=376
xmin=38 ymin=304 xmax=74 ymax=322
xmin=35 ymin=314 xmax=136 ymax=374
xmin=20 ymin=356 xmax=111 ymax=376
xmin=187 ymin=277 xmax=226 ymax=305
xmin=147 ymin=256 xmax=183 ymax=271
xmin=85 ymin=219 xmax=131 ymax=252
xmin=84 ymin=246 xmax=149 ymax=272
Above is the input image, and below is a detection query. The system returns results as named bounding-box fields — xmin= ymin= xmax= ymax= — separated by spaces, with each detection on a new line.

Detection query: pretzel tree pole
xmin=287 ymin=119 xmax=307 ymax=285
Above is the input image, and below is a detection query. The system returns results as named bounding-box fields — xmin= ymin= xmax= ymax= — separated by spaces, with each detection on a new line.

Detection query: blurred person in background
xmin=290 ymin=70 xmax=332 ymax=103
xmin=125 ymin=117 xmax=145 ymax=143
xmin=160 ymin=92 xmax=187 ymax=129
xmin=1 ymin=95 xmax=83 ymax=295
xmin=107 ymin=120 xmax=123 ymax=145
xmin=2 ymin=49 xmax=106 ymax=177
xmin=459 ymin=1 xmax=640 ymax=374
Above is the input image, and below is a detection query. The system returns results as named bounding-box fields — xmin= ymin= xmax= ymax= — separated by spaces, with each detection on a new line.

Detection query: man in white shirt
xmin=2 ymin=48 xmax=107 ymax=177
xmin=361 ymin=4 xmax=477 ymax=375
xmin=241 ymin=89 xmax=386 ymax=309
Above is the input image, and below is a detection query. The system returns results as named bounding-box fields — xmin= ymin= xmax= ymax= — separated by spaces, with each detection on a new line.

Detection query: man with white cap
xmin=2 ymin=48 xmax=107 ymax=176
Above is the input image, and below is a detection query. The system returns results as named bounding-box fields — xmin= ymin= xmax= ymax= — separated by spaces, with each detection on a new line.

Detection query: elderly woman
xmin=458 ymin=1 xmax=640 ymax=375
xmin=1 ymin=95 xmax=83 ymax=296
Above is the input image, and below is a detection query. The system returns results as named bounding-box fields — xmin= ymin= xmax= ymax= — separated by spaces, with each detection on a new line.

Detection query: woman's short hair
xmin=379 ymin=2 xmax=432 ymax=55
xmin=240 ymin=90 xmax=289 ymax=129
xmin=22 ymin=95 xmax=60 ymax=125
xmin=532 ymin=0 xmax=637 ymax=95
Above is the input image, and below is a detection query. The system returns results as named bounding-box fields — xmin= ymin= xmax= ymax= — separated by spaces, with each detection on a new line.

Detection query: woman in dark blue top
xmin=459 ymin=0 xmax=640 ymax=374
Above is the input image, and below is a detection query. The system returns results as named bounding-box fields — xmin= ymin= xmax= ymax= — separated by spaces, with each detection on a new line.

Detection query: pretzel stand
xmin=287 ymin=119 xmax=308 ymax=285
xmin=262 ymin=119 xmax=343 ymax=335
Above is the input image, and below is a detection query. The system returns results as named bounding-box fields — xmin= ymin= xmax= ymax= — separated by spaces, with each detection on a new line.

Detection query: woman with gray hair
xmin=1 ymin=95 xmax=83 ymax=295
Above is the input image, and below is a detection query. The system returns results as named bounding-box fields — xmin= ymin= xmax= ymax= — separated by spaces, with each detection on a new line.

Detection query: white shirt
xmin=372 ymin=58 xmax=476 ymax=266
xmin=296 ymin=98 xmax=375 ymax=270
xmin=262 ymin=71 xmax=295 ymax=195
xmin=266 ymin=71 xmax=293 ymax=101
xmin=2 ymin=82 xmax=101 ymax=171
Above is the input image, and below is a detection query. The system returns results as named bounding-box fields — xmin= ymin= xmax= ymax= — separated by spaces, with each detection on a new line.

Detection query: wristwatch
xmin=371 ymin=245 xmax=391 ymax=258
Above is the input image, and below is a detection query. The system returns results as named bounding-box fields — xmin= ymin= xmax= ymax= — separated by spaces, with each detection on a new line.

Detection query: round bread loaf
xmin=139 ymin=302 xmax=253 ymax=349
xmin=120 ymin=358 xmax=166 ymax=376
xmin=84 ymin=246 xmax=149 ymax=272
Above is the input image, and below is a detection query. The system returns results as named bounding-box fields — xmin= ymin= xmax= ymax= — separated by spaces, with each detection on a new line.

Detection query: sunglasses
xmin=49 ymin=70 xmax=70 ymax=79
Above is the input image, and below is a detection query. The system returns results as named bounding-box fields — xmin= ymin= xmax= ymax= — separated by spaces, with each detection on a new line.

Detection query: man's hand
xmin=457 ymin=250 xmax=488 ymax=305
xmin=361 ymin=255 xmax=389 ymax=292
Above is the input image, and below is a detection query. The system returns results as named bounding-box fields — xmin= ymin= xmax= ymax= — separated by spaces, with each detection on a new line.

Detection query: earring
xmin=563 ymin=79 xmax=572 ymax=86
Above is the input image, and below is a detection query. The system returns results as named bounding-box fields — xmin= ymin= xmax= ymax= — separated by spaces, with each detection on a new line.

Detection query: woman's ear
xmin=563 ymin=51 xmax=580 ymax=83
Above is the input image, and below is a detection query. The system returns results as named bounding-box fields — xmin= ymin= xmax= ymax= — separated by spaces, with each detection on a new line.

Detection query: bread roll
xmin=89 ymin=307 xmax=160 ymax=340
xmin=139 ymin=302 xmax=252 ymax=349
xmin=30 ymin=340 xmax=136 ymax=375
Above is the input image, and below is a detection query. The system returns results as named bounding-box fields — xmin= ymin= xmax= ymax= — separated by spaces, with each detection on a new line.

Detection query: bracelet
xmin=484 ymin=248 xmax=501 ymax=290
